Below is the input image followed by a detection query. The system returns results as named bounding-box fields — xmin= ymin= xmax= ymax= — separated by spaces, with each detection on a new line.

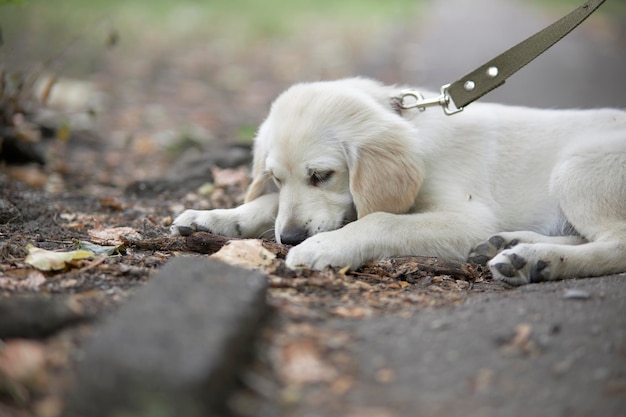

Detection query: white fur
xmin=171 ymin=78 xmax=626 ymax=285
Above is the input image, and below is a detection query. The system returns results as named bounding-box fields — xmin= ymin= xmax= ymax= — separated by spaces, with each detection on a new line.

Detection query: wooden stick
xmin=185 ymin=232 xmax=290 ymax=258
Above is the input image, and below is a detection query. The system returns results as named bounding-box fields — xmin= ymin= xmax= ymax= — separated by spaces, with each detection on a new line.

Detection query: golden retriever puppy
xmin=171 ymin=78 xmax=626 ymax=285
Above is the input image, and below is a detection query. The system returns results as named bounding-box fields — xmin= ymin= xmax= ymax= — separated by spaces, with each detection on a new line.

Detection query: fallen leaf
xmin=375 ymin=368 xmax=396 ymax=384
xmin=0 ymin=339 xmax=47 ymax=404
xmin=197 ymin=182 xmax=215 ymax=196
xmin=469 ymin=368 xmax=495 ymax=393
xmin=331 ymin=305 xmax=373 ymax=318
xmin=0 ymin=271 xmax=46 ymax=290
xmin=33 ymin=396 xmax=64 ymax=417
xmin=78 ymin=240 xmax=125 ymax=256
xmin=210 ymin=239 xmax=276 ymax=270
xmin=280 ymin=338 xmax=337 ymax=385
xmin=509 ymin=323 xmax=532 ymax=348
xmin=25 ymin=245 xmax=94 ymax=271
xmin=98 ymin=197 xmax=126 ymax=211
xmin=6 ymin=166 xmax=47 ymax=189
xmin=211 ymin=166 xmax=249 ymax=187
xmin=331 ymin=375 xmax=354 ymax=395
xmin=0 ymin=339 xmax=46 ymax=382
xmin=338 ymin=265 xmax=351 ymax=275
xmin=500 ymin=323 xmax=540 ymax=356
xmin=88 ymin=226 xmax=141 ymax=245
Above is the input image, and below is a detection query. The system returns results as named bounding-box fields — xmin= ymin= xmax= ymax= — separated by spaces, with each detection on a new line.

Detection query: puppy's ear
xmin=345 ymin=128 xmax=424 ymax=218
xmin=244 ymin=121 xmax=271 ymax=203
xmin=244 ymin=167 xmax=270 ymax=203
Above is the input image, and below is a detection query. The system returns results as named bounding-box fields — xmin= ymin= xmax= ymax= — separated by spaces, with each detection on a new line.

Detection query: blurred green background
xmin=0 ymin=0 xmax=623 ymax=169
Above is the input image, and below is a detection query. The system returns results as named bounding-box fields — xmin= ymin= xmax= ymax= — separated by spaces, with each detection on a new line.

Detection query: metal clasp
xmin=396 ymin=84 xmax=463 ymax=116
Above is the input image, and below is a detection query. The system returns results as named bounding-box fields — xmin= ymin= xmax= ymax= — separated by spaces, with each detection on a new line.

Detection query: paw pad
xmin=468 ymin=235 xmax=518 ymax=265
xmin=529 ymin=260 xmax=549 ymax=283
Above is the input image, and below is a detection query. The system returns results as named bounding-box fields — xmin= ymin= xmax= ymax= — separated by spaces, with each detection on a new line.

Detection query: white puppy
xmin=171 ymin=78 xmax=626 ymax=285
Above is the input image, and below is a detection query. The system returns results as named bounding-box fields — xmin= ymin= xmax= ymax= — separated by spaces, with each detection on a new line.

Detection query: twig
xmin=121 ymin=235 xmax=187 ymax=252
xmin=185 ymin=231 xmax=289 ymax=257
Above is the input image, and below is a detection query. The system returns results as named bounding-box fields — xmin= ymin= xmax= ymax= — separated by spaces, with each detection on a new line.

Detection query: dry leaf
xmin=211 ymin=166 xmax=249 ymax=187
xmin=24 ymin=245 xmax=94 ymax=271
xmin=98 ymin=197 xmax=126 ymax=211
xmin=0 ymin=339 xmax=48 ymax=403
xmin=508 ymin=323 xmax=532 ymax=348
xmin=375 ymin=368 xmax=396 ymax=384
xmin=88 ymin=226 xmax=141 ymax=245
xmin=331 ymin=305 xmax=373 ymax=318
xmin=210 ymin=239 xmax=276 ymax=270
xmin=0 ymin=340 xmax=46 ymax=383
xmin=280 ymin=339 xmax=337 ymax=385
xmin=0 ymin=271 xmax=46 ymax=290
xmin=78 ymin=240 xmax=125 ymax=256
xmin=500 ymin=323 xmax=540 ymax=356
xmin=470 ymin=368 xmax=495 ymax=393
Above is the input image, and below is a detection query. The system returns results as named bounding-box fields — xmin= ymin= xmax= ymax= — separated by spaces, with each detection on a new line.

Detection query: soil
xmin=0 ymin=153 xmax=508 ymax=416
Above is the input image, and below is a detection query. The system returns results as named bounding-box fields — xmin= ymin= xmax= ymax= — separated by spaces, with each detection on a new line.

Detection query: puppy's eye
xmin=309 ymin=170 xmax=334 ymax=187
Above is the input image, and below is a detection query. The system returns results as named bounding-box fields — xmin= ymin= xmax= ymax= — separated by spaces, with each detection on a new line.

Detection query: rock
xmin=0 ymin=198 xmax=23 ymax=224
xmin=0 ymin=296 xmax=87 ymax=339
xmin=67 ymin=257 xmax=268 ymax=417
xmin=124 ymin=144 xmax=251 ymax=197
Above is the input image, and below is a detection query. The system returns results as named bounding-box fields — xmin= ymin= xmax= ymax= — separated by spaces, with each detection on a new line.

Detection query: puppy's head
xmin=246 ymin=78 xmax=424 ymax=245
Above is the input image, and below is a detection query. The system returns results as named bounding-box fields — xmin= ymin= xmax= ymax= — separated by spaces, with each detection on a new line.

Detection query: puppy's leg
xmin=468 ymin=231 xmax=586 ymax=265
xmin=170 ymin=193 xmax=278 ymax=239
xmin=286 ymin=210 xmax=491 ymax=270
xmin=490 ymin=139 xmax=626 ymax=285
xmin=489 ymin=236 xmax=626 ymax=285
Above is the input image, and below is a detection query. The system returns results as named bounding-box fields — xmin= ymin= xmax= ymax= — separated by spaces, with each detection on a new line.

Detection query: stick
xmin=185 ymin=232 xmax=289 ymax=258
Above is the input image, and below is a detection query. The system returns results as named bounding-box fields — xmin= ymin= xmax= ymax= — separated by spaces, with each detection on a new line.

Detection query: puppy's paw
xmin=468 ymin=235 xmax=520 ymax=265
xmin=170 ymin=209 xmax=244 ymax=238
xmin=285 ymin=231 xmax=361 ymax=270
xmin=488 ymin=246 xmax=551 ymax=286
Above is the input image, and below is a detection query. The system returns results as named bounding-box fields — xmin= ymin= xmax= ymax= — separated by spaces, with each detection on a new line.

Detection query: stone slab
xmin=68 ymin=257 xmax=268 ymax=417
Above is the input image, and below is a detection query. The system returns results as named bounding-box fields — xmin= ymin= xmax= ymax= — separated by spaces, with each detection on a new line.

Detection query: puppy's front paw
xmin=285 ymin=232 xmax=360 ymax=270
xmin=170 ymin=210 xmax=204 ymax=236
xmin=170 ymin=209 xmax=243 ymax=238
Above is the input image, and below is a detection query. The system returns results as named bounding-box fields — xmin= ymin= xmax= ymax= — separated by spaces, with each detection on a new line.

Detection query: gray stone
xmin=68 ymin=257 xmax=268 ymax=417
xmin=0 ymin=198 xmax=22 ymax=224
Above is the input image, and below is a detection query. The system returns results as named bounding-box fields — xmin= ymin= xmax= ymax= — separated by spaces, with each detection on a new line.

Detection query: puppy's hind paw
xmin=488 ymin=249 xmax=551 ymax=286
xmin=468 ymin=235 xmax=520 ymax=265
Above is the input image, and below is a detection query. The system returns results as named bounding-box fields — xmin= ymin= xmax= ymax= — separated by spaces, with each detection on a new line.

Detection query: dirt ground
xmin=0 ymin=19 xmax=506 ymax=415
xmin=0 ymin=70 xmax=507 ymax=415
xmin=1 ymin=1 xmax=625 ymax=416
xmin=0 ymin=145 xmax=508 ymax=416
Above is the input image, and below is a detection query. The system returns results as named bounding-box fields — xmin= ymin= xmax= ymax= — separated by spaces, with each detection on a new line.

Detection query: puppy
xmin=171 ymin=78 xmax=626 ymax=285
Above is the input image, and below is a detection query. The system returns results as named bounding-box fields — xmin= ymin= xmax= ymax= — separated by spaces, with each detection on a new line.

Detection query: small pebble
xmin=563 ymin=289 xmax=591 ymax=300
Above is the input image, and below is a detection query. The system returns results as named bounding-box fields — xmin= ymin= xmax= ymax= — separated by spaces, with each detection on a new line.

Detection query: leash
xmin=397 ymin=0 xmax=606 ymax=115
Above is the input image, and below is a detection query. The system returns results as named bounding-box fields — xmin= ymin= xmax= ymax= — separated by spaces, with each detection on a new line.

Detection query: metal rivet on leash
xmin=463 ymin=81 xmax=476 ymax=91
xmin=486 ymin=66 xmax=499 ymax=78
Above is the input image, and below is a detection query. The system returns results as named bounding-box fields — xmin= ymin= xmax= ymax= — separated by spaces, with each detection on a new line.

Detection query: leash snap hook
xmin=396 ymin=84 xmax=463 ymax=116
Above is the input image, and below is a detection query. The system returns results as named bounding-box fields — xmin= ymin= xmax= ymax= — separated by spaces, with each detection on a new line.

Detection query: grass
xmin=0 ymin=0 xmax=421 ymax=39
xmin=0 ymin=0 xmax=422 ymax=76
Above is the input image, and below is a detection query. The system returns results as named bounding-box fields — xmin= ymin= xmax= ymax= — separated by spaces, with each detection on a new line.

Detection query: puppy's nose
xmin=280 ymin=227 xmax=308 ymax=245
